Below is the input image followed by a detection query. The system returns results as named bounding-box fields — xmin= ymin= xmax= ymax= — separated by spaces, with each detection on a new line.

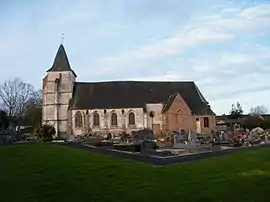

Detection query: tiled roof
xmin=69 ymin=81 xmax=215 ymax=115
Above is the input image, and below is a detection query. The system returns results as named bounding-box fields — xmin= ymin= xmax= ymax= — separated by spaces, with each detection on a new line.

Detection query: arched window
xmin=111 ymin=112 xmax=118 ymax=126
xmin=176 ymin=110 xmax=181 ymax=123
xmin=128 ymin=112 xmax=135 ymax=125
xmin=93 ymin=112 xmax=100 ymax=126
xmin=75 ymin=111 xmax=82 ymax=128
xmin=149 ymin=111 xmax=155 ymax=118
xmin=85 ymin=110 xmax=90 ymax=124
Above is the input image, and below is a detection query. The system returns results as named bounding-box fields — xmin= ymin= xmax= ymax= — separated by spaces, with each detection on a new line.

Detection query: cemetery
xmin=2 ymin=111 xmax=270 ymax=165
xmin=73 ymin=127 xmax=270 ymax=164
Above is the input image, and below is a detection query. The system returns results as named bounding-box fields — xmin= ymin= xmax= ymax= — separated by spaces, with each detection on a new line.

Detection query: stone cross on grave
xmin=188 ymin=130 xmax=197 ymax=144
xmin=174 ymin=133 xmax=178 ymax=144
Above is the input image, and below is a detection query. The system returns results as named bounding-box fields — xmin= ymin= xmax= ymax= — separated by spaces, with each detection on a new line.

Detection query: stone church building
xmin=42 ymin=44 xmax=216 ymax=138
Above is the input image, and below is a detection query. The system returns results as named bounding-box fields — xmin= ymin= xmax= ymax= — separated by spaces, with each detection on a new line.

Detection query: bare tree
xmin=250 ymin=105 xmax=268 ymax=115
xmin=21 ymin=89 xmax=42 ymax=127
xmin=29 ymin=89 xmax=42 ymax=108
xmin=0 ymin=78 xmax=34 ymax=120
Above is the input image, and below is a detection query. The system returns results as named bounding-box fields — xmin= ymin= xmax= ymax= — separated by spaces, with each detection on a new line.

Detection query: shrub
xmin=0 ymin=110 xmax=9 ymax=130
xmin=34 ymin=124 xmax=55 ymax=142
xmin=243 ymin=116 xmax=270 ymax=130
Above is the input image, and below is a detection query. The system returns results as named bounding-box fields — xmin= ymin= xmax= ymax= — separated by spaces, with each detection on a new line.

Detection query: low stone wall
xmin=0 ymin=135 xmax=12 ymax=145
xmin=173 ymin=143 xmax=213 ymax=152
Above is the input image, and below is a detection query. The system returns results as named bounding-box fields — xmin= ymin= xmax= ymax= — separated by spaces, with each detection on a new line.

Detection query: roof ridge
xmin=75 ymin=81 xmax=195 ymax=84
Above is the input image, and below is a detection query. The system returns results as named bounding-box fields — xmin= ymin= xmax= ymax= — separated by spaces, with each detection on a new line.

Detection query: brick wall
xmin=162 ymin=94 xmax=216 ymax=134
xmin=194 ymin=115 xmax=216 ymax=134
xmin=163 ymin=94 xmax=195 ymax=132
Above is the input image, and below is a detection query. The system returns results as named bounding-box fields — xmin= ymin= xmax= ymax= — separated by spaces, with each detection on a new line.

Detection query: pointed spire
xmin=47 ymin=44 xmax=76 ymax=76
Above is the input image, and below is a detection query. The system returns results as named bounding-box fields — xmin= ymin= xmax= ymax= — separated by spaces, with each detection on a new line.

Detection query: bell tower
xmin=42 ymin=44 xmax=77 ymax=137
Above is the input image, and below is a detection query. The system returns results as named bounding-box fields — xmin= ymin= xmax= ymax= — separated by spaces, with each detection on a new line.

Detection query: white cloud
xmin=192 ymin=45 xmax=270 ymax=73
xmin=93 ymin=28 xmax=234 ymax=77
xmin=205 ymin=4 xmax=270 ymax=32
xmin=91 ymin=3 xmax=270 ymax=78
xmin=238 ymin=4 xmax=270 ymax=19
xmin=122 ymin=28 xmax=231 ymax=58
xmin=221 ymin=8 xmax=241 ymax=13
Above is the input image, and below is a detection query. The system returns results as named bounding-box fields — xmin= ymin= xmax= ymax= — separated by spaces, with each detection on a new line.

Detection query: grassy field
xmin=1 ymin=145 xmax=270 ymax=202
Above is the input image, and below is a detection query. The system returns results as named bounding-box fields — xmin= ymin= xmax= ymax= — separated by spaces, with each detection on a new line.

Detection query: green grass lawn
xmin=1 ymin=145 xmax=270 ymax=202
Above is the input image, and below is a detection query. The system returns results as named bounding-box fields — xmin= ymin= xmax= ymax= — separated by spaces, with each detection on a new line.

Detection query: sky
xmin=0 ymin=0 xmax=270 ymax=115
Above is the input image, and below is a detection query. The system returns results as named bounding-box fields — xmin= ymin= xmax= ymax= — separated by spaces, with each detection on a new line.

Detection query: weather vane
xmin=61 ymin=33 xmax=65 ymax=44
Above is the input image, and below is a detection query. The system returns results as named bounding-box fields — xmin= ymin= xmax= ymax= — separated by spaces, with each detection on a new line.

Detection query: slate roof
xmin=161 ymin=93 xmax=178 ymax=113
xmin=47 ymin=44 xmax=77 ymax=77
xmin=69 ymin=81 xmax=215 ymax=115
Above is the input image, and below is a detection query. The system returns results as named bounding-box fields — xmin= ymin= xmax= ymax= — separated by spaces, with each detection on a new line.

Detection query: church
xmin=42 ymin=44 xmax=216 ymax=139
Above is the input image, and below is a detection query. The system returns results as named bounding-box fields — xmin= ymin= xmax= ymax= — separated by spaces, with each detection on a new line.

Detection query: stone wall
xmin=42 ymin=71 xmax=75 ymax=136
xmin=145 ymin=103 xmax=163 ymax=126
xmin=145 ymin=103 xmax=163 ymax=136
xmin=71 ymin=108 xmax=146 ymax=136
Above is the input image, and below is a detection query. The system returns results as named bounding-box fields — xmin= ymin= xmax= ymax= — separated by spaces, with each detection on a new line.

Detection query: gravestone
xmin=141 ymin=140 xmax=157 ymax=153
xmin=188 ymin=130 xmax=198 ymax=144
xmin=174 ymin=131 xmax=186 ymax=144
xmin=219 ymin=133 xmax=223 ymax=141
xmin=218 ymin=131 xmax=229 ymax=143
xmin=174 ymin=130 xmax=215 ymax=152
xmin=132 ymin=129 xmax=154 ymax=142
xmin=174 ymin=132 xmax=179 ymax=144
xmin=265 ymin=134 xmax=270 ymax=143
xmin=223 ymin=132 xmax=228 ymax=141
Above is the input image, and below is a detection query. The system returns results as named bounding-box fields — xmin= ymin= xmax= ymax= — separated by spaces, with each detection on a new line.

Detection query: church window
xmin=176 ymin=110 xmax=182 ymax=123
xmin=204 ymin=117 xmax=209 ymax=128
xmin=111 ymin=112 xmax=118 ymax=126
xmin=128 ymin=112 xmax=135 ymax=125
xmin=93 ymin=112 xmax=100 ymax=126
xmin=75 ymin=111 xmax=82 ymax=128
